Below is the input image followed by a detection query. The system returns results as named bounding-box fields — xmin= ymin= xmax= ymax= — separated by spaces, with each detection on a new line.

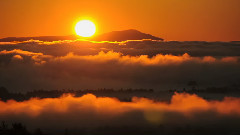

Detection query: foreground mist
xmin=1 ymin=93 xmax=240 ymax=135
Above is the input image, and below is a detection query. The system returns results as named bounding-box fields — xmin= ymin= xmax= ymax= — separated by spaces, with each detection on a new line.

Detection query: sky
xmin=0 ymin=0 xmax=240 ymax=41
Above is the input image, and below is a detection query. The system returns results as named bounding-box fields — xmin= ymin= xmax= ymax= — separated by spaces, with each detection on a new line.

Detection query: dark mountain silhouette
xmin=0 ymin=35 xmax=77 ymax=42
xmin=0 ymin=29 xmax=163 ymax=42
xmin=92 ymin=29 xmax=163 ymax=41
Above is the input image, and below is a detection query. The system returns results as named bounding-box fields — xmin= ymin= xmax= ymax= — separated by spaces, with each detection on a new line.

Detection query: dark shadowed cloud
xmin=0 ymin=40 xmax=240 ymax=91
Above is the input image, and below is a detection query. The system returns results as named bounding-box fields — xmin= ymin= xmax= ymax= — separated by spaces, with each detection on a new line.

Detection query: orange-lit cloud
xmin=0 ymin=49 xmax=240 ymax=91
xmin=0 ymin=49 xmax=44 ymax=56
xmin=1 ymin=93 xmax=240 ymax=130
xmin=1 ymin=49 xmax=239 ymax=66
xmin=12 ymin=54 xmax=23 ymax=60
xmin=1 ymin=40 xmax=240 ymax=58
xmin=55 ymin=51 xmax=239 ymax=66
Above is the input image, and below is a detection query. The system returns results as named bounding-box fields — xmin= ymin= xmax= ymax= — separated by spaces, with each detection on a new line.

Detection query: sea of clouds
xmin=0 ymin=40 xmax=240 ymax=92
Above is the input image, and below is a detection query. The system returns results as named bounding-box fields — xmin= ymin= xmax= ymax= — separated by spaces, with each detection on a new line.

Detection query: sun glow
xmin=75 ymin=20 xmax=96 ymax=37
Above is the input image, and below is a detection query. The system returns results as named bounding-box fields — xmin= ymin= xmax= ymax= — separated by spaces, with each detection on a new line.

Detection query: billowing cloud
xmin=1 ymin=40 xmax=240 ymax=134
xmin=0 ymin=48 xmax=240 ymax=91
xmin=1 ymin=40 xmax=240 ymax=57
xmin=0 ymin=93 xmax=240 ymax=133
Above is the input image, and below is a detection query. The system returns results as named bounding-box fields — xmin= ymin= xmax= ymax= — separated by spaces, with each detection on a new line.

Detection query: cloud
xmin=52 ymin=50 xmax=238 ymax=66
xmin=0 ymin=40 xmax=240 ymax=134
xmin=1 ymin=40 xmax=240 ymax=57
xmin=0 ymin=49 xmax=44 ymax=56
xmin=12 ymin=55 xmax=23 ymax=60
xmin=0 ymin=93 xmax=240 ymax=132
xmin=0 ymin=49 xmax=240 ymax=91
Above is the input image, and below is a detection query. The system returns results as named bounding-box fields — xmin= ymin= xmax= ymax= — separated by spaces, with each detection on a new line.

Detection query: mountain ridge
xmin=92 ymin=29 xmax=163 ymax=41
xmin=0 ymin=29 xmax=163 ymax=42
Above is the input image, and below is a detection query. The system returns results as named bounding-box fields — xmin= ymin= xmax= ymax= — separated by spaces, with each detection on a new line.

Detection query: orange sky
xmin=0 ymin=0 xmax=240 ymax=41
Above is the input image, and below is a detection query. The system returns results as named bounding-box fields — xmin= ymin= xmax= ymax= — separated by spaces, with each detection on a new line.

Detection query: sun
xmin=75 ymin=20 xmax=96 ymax=37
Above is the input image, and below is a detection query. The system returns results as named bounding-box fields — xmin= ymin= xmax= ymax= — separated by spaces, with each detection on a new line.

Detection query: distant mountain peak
xmin=116 ymin=29 xmax=140 ymax=32
xmin=0 ymin=29 xmax=163 ymax=42
xmin=92 ymin=29 xmax=163 ymax=41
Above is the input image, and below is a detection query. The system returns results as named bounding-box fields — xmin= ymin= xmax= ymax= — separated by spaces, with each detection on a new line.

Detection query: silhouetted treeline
xmin=169 ymin=85 xmax=240 ymax=94
xmin=0 ymin=87 xmax=154 ymax=102
xmin=0 ymin=121 xmax=31 ymax=135
xmin=168 ymin=81 xmax=240 ymax=94
xmin=0 ymin=121 xmax=51 ymax=135
xmin=1 ymin=84 xmax=240 ymax=102
xmin=1 ymin=121 xmax=240 ymax=135
xmin=0 ymin=87 xmax=26 ymax=101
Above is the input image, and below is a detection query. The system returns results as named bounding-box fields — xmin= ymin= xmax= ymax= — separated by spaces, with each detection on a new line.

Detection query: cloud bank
xmin=1 ymin=40 xmax=240 ymax=134
xmin=0 ymin=93 xmax=240 ymax=133
xmin=1 ymin=40 xmax=240 ymax=57
xmin=0 ymin=47 xmax=240 ymax=91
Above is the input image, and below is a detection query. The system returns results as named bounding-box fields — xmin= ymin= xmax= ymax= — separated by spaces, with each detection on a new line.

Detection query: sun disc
xmin=75 ymin=20 xmax=96 ymax=37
